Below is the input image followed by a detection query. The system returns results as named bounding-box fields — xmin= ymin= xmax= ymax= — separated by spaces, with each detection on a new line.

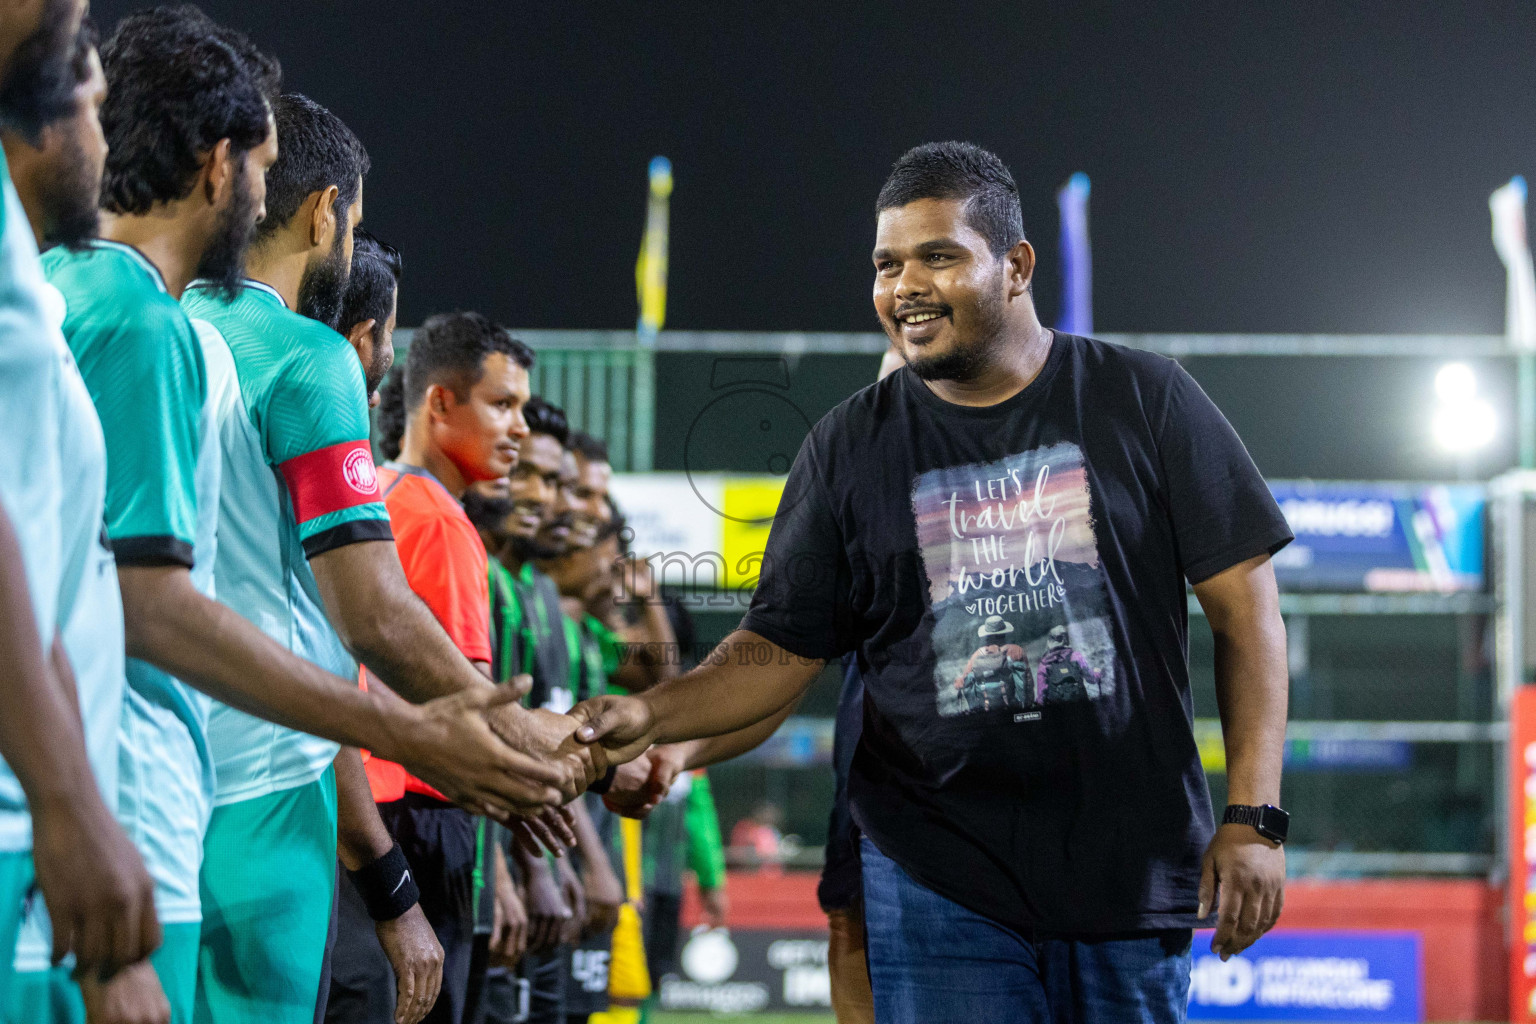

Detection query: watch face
xmin=1258 ymin=805 xmax=1290 ymax=842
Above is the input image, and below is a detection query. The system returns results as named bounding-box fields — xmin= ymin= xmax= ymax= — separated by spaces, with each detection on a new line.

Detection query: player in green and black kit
xmin=461 ymin=398 xmax=625 ymax=1024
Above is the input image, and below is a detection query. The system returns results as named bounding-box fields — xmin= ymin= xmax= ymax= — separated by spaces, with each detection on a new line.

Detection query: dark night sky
xmin=88 ymin=2 xmax=1536 ymax=335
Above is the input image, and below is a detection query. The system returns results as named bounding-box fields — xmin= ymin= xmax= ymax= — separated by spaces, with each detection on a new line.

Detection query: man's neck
xmin=398 ymin=421 xmax=468 ymax=499
xmin=98 ymin=209 xmax=208 ymax=299
xmin=243 ymin=233 xmax=308 ymax=312
xmin=923 ymin=317 xmax=1053 ymax=408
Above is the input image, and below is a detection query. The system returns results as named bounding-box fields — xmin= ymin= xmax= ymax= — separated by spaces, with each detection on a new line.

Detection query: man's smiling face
xmin=872 ymin=197 xmax=1011 ymax=382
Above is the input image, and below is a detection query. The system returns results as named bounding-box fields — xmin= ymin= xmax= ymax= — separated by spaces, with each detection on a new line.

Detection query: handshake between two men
xmin=393 ymin=630 xmax=825 ymax=838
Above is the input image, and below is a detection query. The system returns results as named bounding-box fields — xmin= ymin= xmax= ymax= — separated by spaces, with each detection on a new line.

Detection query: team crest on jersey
xmin=343 ymin=447 xmax=378 ymax=494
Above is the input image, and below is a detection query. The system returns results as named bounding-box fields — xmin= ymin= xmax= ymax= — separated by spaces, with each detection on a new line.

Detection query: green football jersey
xmin=44 ymin=239 xmax=224 ymax=923
xmin=182 ymin=278 xmax=391 ymax=805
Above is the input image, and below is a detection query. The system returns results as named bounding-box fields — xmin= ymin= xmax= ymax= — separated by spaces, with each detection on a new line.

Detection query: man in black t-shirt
xmin=574 ymin=141 xmax=1292 ymax=1022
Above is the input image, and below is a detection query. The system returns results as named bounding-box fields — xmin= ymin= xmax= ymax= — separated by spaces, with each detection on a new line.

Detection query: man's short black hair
xmin=339 ymin=229 xmax=400 ymax=335
xmin=403 ymin=311 xmax=534 ymax=413
xmin=875 ymin=141 xmax=1024 ymax=258
xmin=99 ymin=6 xmax=279 ymax=214
xmin=568 ymin=430 xmax=609 ymax=463
xmin=258 ymin=93 xmax=369 ymax=239
xmin=524 ymin=395 xmax=569 ymax=447
xmin=375 ymin=363 xmax=405 ymax=461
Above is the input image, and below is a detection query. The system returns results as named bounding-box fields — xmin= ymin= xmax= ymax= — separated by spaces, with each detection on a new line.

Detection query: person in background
xmin=818 ymin=342 xmax=903 ymax=1024
xmin=337 ymin=228 xmax=399 ymax=408
xmin=728 ymin=803 xmax=785 ymax=875
xmin=461 ymin=395 xmax=623 ymax=1024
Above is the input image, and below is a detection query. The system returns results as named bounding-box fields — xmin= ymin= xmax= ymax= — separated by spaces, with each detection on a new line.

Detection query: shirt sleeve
xmin=266 ymin=341 xmax=392 ymax=557
xmin=684 ymin=772 xmax=727 ymax=891
xmin=1157 ymin=361 xmax=1293 ymax=585
xmin=392 ymin=514 xmax=492 ymax=663
xmin=93 ymin=304 xmax=203 ymax=567
xmin=738 ymin=431 xmax=855 ymax=660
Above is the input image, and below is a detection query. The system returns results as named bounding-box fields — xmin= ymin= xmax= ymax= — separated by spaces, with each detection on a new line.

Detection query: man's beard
xmin=39 ymin=123 xmax=98 ymax=248
xmin=0 ymin=0 xmax=78 ymax=142
xmin=297 ymin=219 xmax=350 ymax=328
xmin=531 ymin=512 xmax=575 ymax=559
xmin=194 ymin=160 xmax=260 ymax=301
xmin=461 ymin=490 xmax=515 ymax=541
xmin=902 ymin=287 xmax=1008 ymax=384
xmin=362 ymin=345 xmax=391 ymax=398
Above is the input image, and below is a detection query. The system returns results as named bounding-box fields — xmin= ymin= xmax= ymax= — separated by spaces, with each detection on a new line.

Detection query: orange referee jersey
xmin=362 ymin=462 xmax=492 ymax=803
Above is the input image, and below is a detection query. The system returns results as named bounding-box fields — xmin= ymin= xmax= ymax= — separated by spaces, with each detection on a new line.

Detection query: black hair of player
xmin=98 ymin=6 xmax=279 ymax=215
xmin=568 ymin=430 xmax=609 ymax=464
xmin=876 ymin=141 xmax=1024 ymax=259
xmin=374 ymin=362 xmax=406 ymax=462
xmin=523 ymin=395 xmax=569 ymax=447
xmin=0 ymin=0 xmax=85 ymax=142
xmin=402 ymin=311 xmax=533 ymax=414
xmin=257 ymin=93 xmax=368 ymax=240
xmin=339 ymin=228 xmax=400 ymax=335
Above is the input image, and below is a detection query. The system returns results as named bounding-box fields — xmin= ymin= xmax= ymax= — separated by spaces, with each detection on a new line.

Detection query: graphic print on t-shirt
xmin=912 ymin=441 xmax=1117 ymax=717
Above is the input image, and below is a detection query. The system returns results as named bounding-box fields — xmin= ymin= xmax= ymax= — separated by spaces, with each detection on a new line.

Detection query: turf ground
xmin=652 ymin=1016 xmax=834 ymax=1024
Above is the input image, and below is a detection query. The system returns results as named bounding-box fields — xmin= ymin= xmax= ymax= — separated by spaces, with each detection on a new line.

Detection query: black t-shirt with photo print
xmin=739 ymin=332 xmax=1292 ymax=935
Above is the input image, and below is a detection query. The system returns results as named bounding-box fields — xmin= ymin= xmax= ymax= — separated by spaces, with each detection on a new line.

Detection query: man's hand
xmin=1198 ymin=824 xmax=1285 ymax=960
xmin=32 ymin=796 xmax=160 ymax=978
xmin=385 ymin=679 xmax=569 ymax=821
xmin=376 ymin=904 xmax=444 ymax=1024
xmin=521 ymin=855 xmax=572 ymax=955
xmin=77 ymin=959 xmax=169 ymax=1024
xmin=510 ymin=807 xmax=577 ymax=857
xmin=491 ymin=848 xmax=527 ymax=969
xmin=700 ymin=885 xmax=729 ymax=930
xmin=489 ymin=698 xmax=607 ymax=801
xmin=601 ymin=752 xmax=661 ymax=819
xmin=570 ymin=694 xmax=657 ymax=765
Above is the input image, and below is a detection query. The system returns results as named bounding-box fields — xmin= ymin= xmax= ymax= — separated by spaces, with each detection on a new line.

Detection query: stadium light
xmin=1431 ymin=362 xmax=1496 ymax=454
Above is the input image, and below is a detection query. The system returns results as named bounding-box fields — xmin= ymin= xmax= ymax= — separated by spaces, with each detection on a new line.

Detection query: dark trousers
xmin=326 ymin=798 xmax=479 ymax=1024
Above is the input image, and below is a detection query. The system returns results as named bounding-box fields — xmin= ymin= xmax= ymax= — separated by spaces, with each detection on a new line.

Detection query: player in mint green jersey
xmin=0 ymin=4 xmax=162 ymax=1009
xmin=184 ymin=92 xmax=598 ymax=1024
xmin=52 ymin=14 xmax=576 ymax=1024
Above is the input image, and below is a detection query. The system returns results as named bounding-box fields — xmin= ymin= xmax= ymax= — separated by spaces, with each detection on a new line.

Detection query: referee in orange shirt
xmin=329 ymin=311 xmax=537 ymax=1024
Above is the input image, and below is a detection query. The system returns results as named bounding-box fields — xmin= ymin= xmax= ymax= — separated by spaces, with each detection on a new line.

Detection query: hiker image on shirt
xmin=1035 ymin=624 xmax=1102 ymax=703
xmin=953 ymin=615 xmax=1033 ymax=712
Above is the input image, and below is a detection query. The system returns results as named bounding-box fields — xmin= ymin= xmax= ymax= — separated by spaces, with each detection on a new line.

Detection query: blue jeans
xmin=860 ymin=836 xmax=1191 ymax=1023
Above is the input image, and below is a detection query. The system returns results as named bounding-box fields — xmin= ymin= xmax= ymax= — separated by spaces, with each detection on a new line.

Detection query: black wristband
xmin=588 ymin=765 xmax=618 ymax=795
xmin=348 ymin=842 xmax=419 ymax=921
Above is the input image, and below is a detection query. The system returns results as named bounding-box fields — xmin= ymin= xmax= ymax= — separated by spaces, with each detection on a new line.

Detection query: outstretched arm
xmin=118 ymin=563 xmax=565 ymax=817
xmin=572 ymin=630 xmax=823 ymax=764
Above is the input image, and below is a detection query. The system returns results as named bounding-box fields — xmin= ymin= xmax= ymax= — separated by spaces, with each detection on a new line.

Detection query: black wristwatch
xmin=1223 ymin=804 xmax=1289 ymax=844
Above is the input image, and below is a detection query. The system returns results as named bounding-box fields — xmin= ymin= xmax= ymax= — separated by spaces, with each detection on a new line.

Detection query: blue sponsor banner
xmin=1188 ymin=931 xmax=1421 ymax=1021
xmin=1269 ymin=482 xmax=1484 ymax=593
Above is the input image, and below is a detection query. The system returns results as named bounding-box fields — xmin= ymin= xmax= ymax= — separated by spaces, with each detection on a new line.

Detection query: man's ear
xmin=201 ymin=138 xmax=236 ymax=206
xmin=309 ymin=184 xmax=340 ymax=248
xmin=345 ymin=318 xmax=376 ymax=367
xmin=427 ymin=381 xmax=455 ymax=422
xmin=1005 ymin=239 xmax=1036 ymax=300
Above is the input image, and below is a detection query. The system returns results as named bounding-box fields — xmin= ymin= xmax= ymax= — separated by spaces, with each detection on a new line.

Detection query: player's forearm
xmin=117 ymin=564 xmax=421 ymax=757
xmin=334 ymin=746 xmax=395 ymax=870
xmin=643 ymin=630 xmax=823 ymax=745
xmin=0 ymin=536 xmax=95 ymax=815
xmin=311 ymin=540 xmax=492 ymax=703
xmin=568 ymin=798 xmax=616 ymax=883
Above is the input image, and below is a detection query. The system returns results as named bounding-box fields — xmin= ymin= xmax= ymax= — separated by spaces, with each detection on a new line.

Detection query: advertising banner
xmin=657 ymin=927 xmax=831 ymax=1014
xmin=1187 ymin=931 xmax=1421 ymax=1021
xmin=1269 ymin=482 xmax=1485 ymax=592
